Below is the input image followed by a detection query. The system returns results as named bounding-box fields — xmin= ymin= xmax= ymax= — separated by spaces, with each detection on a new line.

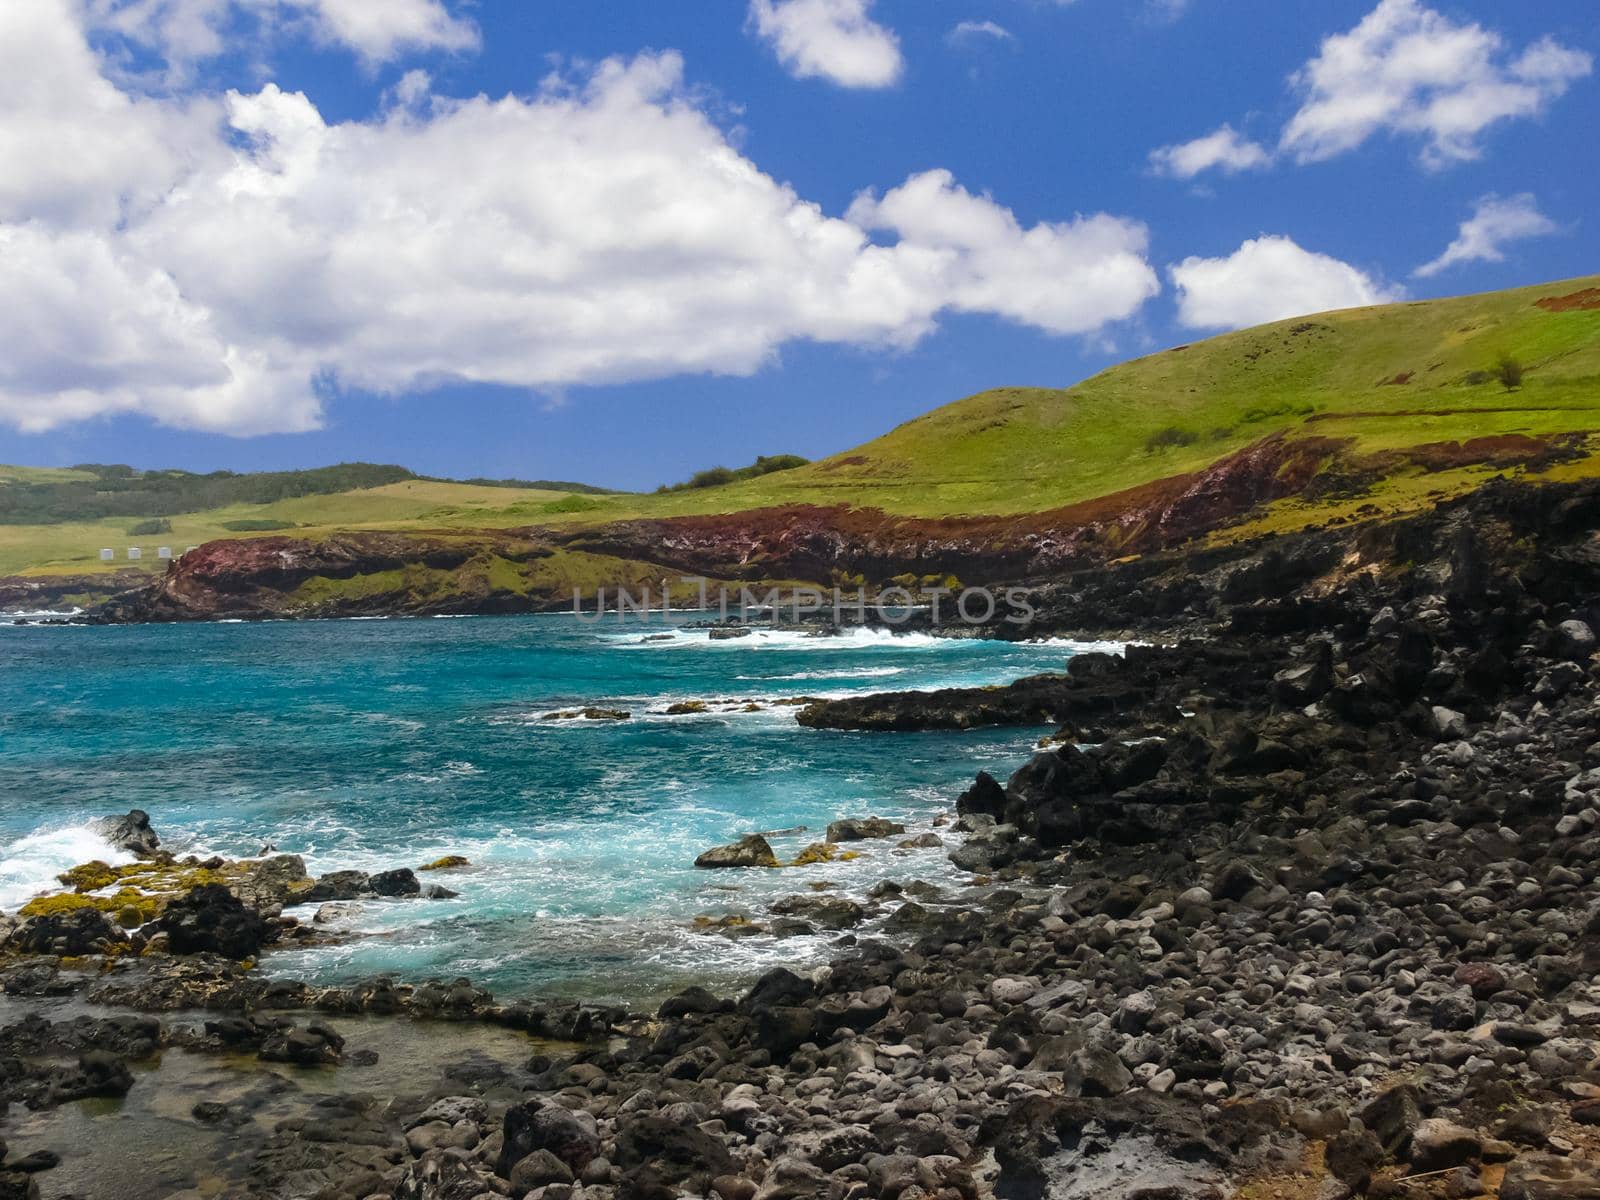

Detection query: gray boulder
xmin=826 ymin=817 xmax=906 ymax=843
xmin=94 ymin=809 xmax=159 ymax=856
xmin=695 ymin=835 xmax=779 ymax=869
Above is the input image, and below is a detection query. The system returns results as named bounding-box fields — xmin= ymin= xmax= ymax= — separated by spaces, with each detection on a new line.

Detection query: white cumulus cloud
xmin=747 ymin=0 xmax=903 ymax=88
xmin=0 ymin=3 xmax=221 ymax=227
xmin=1148 ymin=124 xmax=1271 ymax=179
xmin=1280 ymin=0 xmax=1591 ymax=169
xmin=1155 ymin=0 xmax=1591 ymax=179
xmin=0 ymin=5 xmax=1160 ymax=436
xmin=1170 ymin=235 xmax=1402 ymax=331
xmin=1414 ymin=193 xmax=1561 ymax=278
xmin=84 ymin=0 xmax=479 ymax=69
xmin=847 ymin=170 xmax=1160 ymax=336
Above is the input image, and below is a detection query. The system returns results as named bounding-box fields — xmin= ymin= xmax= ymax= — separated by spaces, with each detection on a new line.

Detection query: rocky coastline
xmin=4 ymin=477 xmax=1600 ymax=1198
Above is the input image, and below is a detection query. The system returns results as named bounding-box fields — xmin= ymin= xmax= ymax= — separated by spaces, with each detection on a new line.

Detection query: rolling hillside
xmin=552 ymin=272 xmax=1600 ymax=522
xmin=4 ymin=274 xmax=1599 ymax=598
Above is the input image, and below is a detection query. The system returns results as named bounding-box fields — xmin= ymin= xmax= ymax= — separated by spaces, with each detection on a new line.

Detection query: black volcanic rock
xmin=94 ymin=809 xmax=159 ymax=856
xmin=157 ymin=884 xmax=269 ymax=959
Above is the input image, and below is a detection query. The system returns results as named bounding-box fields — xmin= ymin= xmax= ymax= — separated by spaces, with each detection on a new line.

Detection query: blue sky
xmin=1 ymin=0 xmax=1594 ymax=490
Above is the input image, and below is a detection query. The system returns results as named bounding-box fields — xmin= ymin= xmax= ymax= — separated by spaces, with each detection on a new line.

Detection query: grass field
xmin=5 ymin=273 xmax=1599 ymax=578
xmin=603 ymin=272 xmax=1600 ymax=516
xmin=0 ymin=480 xmax=581 ymax=576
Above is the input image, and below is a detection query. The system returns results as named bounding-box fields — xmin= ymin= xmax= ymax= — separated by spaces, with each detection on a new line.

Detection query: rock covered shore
xmin=3 ymin=478 xmax=1600 ymax=1199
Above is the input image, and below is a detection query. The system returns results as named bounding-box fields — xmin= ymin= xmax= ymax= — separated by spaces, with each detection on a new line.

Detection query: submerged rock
xmin=542 ymin=707 xmax=630 ymax=721
xmin=259 ymin=1022 xmax=345 ymax=1066
xmin=770 ymin=894 xmax=865 ymax=930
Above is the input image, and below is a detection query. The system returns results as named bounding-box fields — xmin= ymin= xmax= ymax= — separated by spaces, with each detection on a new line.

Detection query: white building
xmin=127 ymin=547 xmax=142 ymax=561
xmin=157 ymin=547 xmax=172 ymax=559
xmin=100 ymin=548 xmax=114 ymax=562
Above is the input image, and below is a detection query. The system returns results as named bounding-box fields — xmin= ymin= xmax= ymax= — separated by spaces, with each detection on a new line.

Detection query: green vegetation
xmin=0 ymin=461 xmax=622 ymax=529
xmin=436 ymin=475 xmax=614 ymax=494
xmin=657 ymin=454 xmax=809 ymax=492
xmin=127 ymin=518 xmax=172 ymax=536
xmin=0 ymin=462 xmax=416 ymax=525
xmin=536 ymin=495 xmax=611 ymax=515
xmin=219 ymin=518 xmax=297 ymax=532
xmin=577 ymin=273 xmax=1600 ymax=523
xmin=1143 ymin=426 xmax=1199 ymax=453
xmin=1493 ymin=353 xmax=1525 ymax=391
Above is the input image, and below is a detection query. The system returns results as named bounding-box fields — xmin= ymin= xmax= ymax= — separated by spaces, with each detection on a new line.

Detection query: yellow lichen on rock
xmin=19 ymin=892 xmax=99 ymax=918
xmin=19 ymin=885 xmax=163 ymax=923
xmin=789 ymin=843 xmax=861 ymax=866
xmin=790 ymin=842 xmax=838 ymax=865
xmin=419 ymin=855 xmax=470 ymax=871
xmin=25 ymin=859 xmax=240 ymax=926
xmin=57 ymin=861 xmax=121 ymax=891
xmin=693 ymin=914 xmax=753 ymax=928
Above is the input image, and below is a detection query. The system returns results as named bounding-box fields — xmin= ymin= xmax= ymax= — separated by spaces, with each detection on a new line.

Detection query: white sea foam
xmin=0 ymin=823 xmax=135 ymax=909
xmin=0 ymin=607 xmax=83 ymax=623
xmin=602 ymin=627 xmax=1131 ymax=654
xmin=739 ymin=665 xmax=907 ymax=681
xmin=602 ymin=627 xmax=964 ymax=651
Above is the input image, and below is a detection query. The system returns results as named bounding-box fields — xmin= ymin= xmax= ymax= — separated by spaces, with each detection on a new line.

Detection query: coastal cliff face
xmin=81 ymin=432 xmax=1582 ymax=623
xmin=0 ymin=568 xmax=153 ymax=613
xmin=90 ymin=531 xmax=564 ymax=622
xmin=552 ymin=434 xmax=1355 ymax=583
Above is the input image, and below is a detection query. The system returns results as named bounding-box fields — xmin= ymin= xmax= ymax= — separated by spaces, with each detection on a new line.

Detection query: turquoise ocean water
xmin=0 ymin=614 xmax=1107 ymax=1001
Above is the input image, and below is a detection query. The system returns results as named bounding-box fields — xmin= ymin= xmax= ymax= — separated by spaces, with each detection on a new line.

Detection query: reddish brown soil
xmin=1398 ymin=433 xmax=1572 ymax=472
xmin=541 ymin=435 xmax=1350 ymax=584
xmin=1308 ymin=406 xmax=1596 ymax=422
xmin=1536 ymin=287 xmax=1600 ymax=312
xmin=542 ymin=431 xmax=1587 ymax=585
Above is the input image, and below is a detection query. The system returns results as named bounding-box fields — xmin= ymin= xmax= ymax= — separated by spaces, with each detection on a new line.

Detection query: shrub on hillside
xmin=128 ymin=518 xmax=172 ymax=536
xmin=1144 ymin=426 xmax=1198 ymax=453
xmin=1492 ymin=354 xmax=1525 ymax=391
xmin=657 ymin=454 xmax=809 ymax=492
xmin=220 ymin=519 xmax=296 ymax=532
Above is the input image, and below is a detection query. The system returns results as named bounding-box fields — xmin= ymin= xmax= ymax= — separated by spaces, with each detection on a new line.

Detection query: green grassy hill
xmin=571 ymin=272 xmax=1599 ymax=522
xmin=4 ymin=274 xmax=1598 ymax=581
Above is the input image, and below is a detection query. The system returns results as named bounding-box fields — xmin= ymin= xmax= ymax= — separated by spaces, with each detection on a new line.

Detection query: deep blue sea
xmin=0 ymin=614 xmax=1110 ymax=1002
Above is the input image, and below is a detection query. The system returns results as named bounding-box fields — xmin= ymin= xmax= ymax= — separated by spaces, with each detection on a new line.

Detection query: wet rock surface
xmin=94 ymin=809 xmax=160 ymax=857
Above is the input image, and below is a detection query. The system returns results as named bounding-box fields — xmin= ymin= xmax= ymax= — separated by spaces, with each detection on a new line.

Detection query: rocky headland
xmin=4 ymin=477 xmax=1600 ymax=1198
